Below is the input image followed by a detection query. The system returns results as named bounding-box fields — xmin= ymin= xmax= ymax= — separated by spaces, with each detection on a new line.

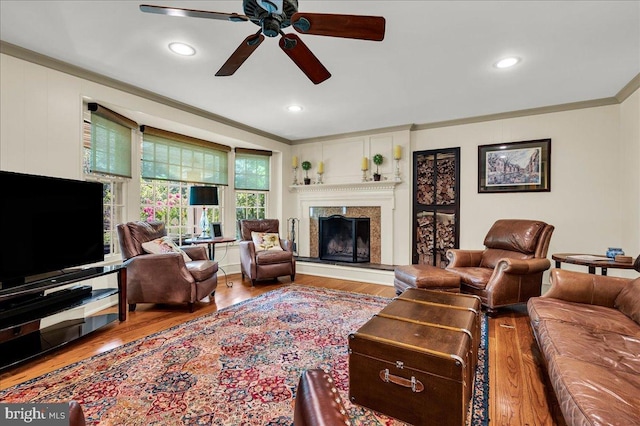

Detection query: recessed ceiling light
xmin=169 ymin=42 xmax=196 ymax=56
xmin=494 ymin=57 xmax=520 ymax=69
xmin=287 ymin=105 xmax=303 ymax=112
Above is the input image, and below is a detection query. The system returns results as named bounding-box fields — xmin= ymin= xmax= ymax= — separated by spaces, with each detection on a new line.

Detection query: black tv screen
xmin=0 ymin=171 xmax=104 ymax=287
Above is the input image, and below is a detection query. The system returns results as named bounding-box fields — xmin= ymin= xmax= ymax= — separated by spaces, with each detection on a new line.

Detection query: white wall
xmin=292 ymin=93 xmax=640 ymax=281
xmin=288 ymin=129 xmax=412 ymax=266
xmin=0 ymin=53 xmax=291 ymax=253
xmin=2 ymin=53 xmax=638 ymax=286
xmin=0 ymin=53 xmax=290 ymax=316
xmin=619 ymin=89 xmax=640 ymax=265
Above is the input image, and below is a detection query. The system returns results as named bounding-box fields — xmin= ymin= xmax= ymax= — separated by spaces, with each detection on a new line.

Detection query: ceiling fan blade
xmin=140 ymin=4 xmax=249 ymax=22
xmin=292 ymin=12 xmax=385 ymax=41
xmin=216 ymin=33 xmax=265 ymax=76
xmin=279 ymin=33 xmax=331 ymax=85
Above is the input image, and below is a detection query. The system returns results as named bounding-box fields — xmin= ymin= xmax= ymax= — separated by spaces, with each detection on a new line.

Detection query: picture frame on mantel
xmin=478 ymin=138 xmax=551 ymax=193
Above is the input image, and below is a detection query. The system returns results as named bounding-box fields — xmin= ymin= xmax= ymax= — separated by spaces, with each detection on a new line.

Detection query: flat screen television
xmin=0 ymin=171 xmax=104 ymax=288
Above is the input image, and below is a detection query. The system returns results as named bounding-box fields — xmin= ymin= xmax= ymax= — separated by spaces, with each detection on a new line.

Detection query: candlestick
xmin=393 ymin=145 xmax=402 ymax=160
xmin=394 ymin=158 xmax=401 ymax=181
xmin=292 ymin=166 xmax=299 ymax=185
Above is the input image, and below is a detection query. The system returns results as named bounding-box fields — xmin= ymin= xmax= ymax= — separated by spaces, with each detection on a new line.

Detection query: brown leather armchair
xmin=446 ymin=219 xmax=554 ymax=313
xmin=238 ymin=219 xmax=296 ymax=286
xmin=117 ymin=221 xmax=218 ymax=312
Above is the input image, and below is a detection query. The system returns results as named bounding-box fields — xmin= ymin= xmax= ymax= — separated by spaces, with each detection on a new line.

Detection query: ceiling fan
xmin=140 ymin=0 xmax=386 ymax=84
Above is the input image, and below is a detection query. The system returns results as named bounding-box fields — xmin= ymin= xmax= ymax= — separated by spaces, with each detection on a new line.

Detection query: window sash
xmin=235 ymin=152 xmax=270 ymax=190
xmin=142 ymin=133 xmax=228 ymax=185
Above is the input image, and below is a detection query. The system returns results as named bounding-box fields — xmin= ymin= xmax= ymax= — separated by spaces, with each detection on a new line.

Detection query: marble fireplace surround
xmin=311 ymin=206 xmax=380 ymax=264
xmin=291 ymin=181 xmax=399 ymax=265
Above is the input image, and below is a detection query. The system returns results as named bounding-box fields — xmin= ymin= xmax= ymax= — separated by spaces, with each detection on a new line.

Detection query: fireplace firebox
xmin=319 ymin=215 xmax=370 ymax=263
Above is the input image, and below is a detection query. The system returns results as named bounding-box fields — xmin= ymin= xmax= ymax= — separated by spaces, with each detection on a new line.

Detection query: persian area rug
xmin=0 ymin=286 xmax=488 ymax=425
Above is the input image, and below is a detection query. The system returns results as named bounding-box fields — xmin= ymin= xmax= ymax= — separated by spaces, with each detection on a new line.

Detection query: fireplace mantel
xmin=291 ymin=180 xmax=400 ymax=265
xmin=289 ymin=180 xmax=400 ymax=193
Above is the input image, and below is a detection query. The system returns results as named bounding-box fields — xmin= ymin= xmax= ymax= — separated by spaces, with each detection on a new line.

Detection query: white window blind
xmin=141 ymin=126 xmax=230 ymax=185
xmin=89 ymin=103 xmax=135 ymax=178
xmin=234 ymin=148 xmax=272 ymax=191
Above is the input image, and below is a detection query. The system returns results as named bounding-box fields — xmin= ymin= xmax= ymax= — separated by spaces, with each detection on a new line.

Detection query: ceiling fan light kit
xmin=140 ymin=0 xmax=386 ymax=84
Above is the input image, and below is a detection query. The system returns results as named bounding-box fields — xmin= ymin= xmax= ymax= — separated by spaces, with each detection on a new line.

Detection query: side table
xmin=184 ymin=236 xmax=236 ymax=260
xmin=552 ymin=253 xmax=637 ymax=276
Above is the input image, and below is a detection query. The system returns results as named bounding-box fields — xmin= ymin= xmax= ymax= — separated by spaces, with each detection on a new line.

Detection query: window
xmin=88 ymin=103 xmax=133 ymax=178
xmin=236 ymin=191 xmax=267 ymax=222
xmin=83 ymin=103 xmax=135 ymax=257
xmin=234 ymin=148 xmax=271 ymax=191
xmin=140 ymin=179 xmax=223 ymax=241
xmin=141 ymin=126 xmax=229 ymax=185
xmin=140 ymin=126 xmax=230 ymax=239
xmin=234 ymin=148 xmax=271 ymax=237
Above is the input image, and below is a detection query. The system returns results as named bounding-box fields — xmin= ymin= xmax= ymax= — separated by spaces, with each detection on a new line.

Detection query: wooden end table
xmin=552 ymin=253 xmax=637 ymax=276
xmin=184 ymin=236 xmax=236 ymax=261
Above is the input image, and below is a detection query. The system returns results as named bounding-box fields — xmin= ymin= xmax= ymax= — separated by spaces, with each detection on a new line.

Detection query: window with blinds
xmin=88 ymin=103 xmax=134 ymax=178
xmin=234 ymin=148 xmax=272 ymax=191
xmin=141 ymin=126 xmax=230 ymax=185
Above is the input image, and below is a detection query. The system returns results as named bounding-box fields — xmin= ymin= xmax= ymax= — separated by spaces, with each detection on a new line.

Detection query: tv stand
xmin=0 ymin=265 xmax=126 ymax=371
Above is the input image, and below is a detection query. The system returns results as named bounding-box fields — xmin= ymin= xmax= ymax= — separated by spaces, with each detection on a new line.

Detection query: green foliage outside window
xmin=140 ymin=179 xmax=189 ymax=237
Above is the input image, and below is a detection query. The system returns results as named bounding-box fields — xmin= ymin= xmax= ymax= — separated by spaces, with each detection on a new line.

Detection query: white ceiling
xmin=1 ymin=1 xmax=639 ymax=142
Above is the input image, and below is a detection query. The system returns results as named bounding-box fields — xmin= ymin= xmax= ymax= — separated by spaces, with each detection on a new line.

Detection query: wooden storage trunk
xmin=349 ymin=289 xmax=481 ymax=426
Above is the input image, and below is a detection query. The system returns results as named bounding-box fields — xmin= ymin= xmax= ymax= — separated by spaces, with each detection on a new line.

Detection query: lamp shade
xmin=189 ymin=186 xmax=218 ymax=206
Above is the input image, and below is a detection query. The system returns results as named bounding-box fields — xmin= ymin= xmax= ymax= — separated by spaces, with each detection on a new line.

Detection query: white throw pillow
xmin=142 ymin=237 xmax=192 ymax=262
xmin=251 ymin=231 xmax=283 ymax=252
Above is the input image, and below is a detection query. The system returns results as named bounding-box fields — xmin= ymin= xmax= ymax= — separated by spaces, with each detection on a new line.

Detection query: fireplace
xmin=319 ymin=215 xmax=370 ymax=263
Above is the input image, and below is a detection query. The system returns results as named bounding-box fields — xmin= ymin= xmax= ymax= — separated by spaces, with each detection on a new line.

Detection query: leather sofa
xmin=527 ymin=269 xmax=640 ymax=425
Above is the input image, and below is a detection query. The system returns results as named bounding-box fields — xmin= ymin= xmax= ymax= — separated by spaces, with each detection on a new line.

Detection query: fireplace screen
xmin=319 ymin=215 xmax=370 ymax=263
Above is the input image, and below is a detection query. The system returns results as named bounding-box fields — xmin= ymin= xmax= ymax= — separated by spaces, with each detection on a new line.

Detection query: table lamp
xmin=189 ymin=186 xmax=219 ymax=238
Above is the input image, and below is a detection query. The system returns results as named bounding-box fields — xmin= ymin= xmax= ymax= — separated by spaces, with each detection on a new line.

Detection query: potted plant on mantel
xmin=301 ymin=161 xmax=312 ymax=185
xmin=372 ymin=154 xmax=384 ymax=181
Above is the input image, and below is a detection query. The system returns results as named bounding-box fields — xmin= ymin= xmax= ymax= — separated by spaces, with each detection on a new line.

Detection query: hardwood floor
xmin=0 ymin=273 xmax=565 ymax=425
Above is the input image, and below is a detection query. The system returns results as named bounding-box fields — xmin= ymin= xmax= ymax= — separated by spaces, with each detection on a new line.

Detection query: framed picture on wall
xmin=478 ymin=138 xmax=551 ymax=193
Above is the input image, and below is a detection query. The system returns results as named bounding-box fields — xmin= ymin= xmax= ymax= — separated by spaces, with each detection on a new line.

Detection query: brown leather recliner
xmin=238 ymin=219 xmax=296 ymax=286
xmin=446 ymin=219 xmax=554 ymax=313
xmin=117 ymin=221 xmax=218 ymax=312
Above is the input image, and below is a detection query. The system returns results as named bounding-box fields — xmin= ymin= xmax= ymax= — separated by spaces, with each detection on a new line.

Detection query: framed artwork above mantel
xmin=478 ymin=138 xmax=551 ymax=193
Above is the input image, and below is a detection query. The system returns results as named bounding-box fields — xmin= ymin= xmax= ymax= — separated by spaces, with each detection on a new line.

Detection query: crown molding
xmin=616 ymin=72 xmax=640 ymax=103
xmin=292 ymin=124 xmax=414 ymax=145
xmin=412 ymin=97 xmax=622 ymax=132
xmin=0 ymin=41 xmax=291 ymax=145
xmin=3 ymin=40 xmax=637 ymax=145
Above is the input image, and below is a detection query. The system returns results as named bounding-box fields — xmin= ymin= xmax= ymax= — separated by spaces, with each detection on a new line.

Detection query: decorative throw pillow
xmin=251 ymin=231 xmax=283 ymax=252
xmin=142 ymin=237 xmax=192 ymax=262
xmin=614 ymin=277 xmax=640 ymax=324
